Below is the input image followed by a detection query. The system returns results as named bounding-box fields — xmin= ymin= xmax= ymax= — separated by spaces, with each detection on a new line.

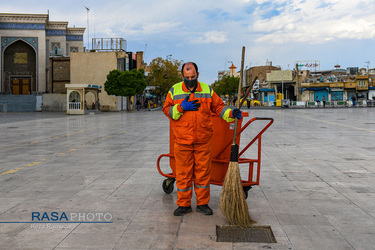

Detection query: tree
xmin=104 ymin=69 xmax=147 ymax=111
xmin=147 ymin=57 xmax=183 ymax=96
xmin=213 ymin=75 xmax=240 ymax=98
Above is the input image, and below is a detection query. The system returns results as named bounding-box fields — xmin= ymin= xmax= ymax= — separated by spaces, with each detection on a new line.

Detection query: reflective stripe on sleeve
xmin=220 ymin=106 xmax=235 ymax=122
xmin=219 ymin=106 xmax=230 ymax=118
xmin=170 ymin=86 xmax=174 ymax=96
xmin=169 ymin=106 xmax=174 ymax=119
xmin=168 ymin=89 xmax=174 ymax=100
xmin=171 ymin=104 xmax=183 ymax=120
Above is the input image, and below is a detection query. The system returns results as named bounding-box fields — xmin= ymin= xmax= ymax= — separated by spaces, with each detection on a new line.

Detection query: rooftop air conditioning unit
xmin=55 ymin=48 xmax=64 ymax=56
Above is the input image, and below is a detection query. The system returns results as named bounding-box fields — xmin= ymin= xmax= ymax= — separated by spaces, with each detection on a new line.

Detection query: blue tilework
xmin=46 ymin=29 xmax=66 ymax=36
xmin=0 ymin=23 xmax=45 ymax=30
xmin=66 ymin=35 xmax=83 ymax=41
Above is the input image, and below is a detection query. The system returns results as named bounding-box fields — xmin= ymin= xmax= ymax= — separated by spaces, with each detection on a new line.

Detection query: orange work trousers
xmin=174 ymin=141 xmax=211 ymax=207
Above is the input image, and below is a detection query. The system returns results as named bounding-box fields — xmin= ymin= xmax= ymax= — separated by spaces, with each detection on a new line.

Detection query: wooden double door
xmin=11 ymin=78 xmax=31 ymax=95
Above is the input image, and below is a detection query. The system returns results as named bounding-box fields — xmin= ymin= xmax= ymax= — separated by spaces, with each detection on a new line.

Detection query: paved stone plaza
xmin=0 ymin=108 xmax=375 ymax=249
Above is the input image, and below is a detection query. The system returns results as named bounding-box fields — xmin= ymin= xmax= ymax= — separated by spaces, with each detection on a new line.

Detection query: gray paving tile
xmin=114 ymin=232 xmax=176 ymax=249
xmin=56 ymin=232 xmax=122 ymax=249
xmin=286 ymin=236 xmax=353 ymax=250
xmin=1 ymin=109 xmax=375 ymax=249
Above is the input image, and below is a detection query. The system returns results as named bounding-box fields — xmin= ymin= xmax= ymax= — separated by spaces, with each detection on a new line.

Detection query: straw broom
xmin=219 ymin=46 xmax=252 ymax=228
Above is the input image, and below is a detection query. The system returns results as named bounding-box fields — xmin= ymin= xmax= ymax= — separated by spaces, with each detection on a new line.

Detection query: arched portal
xmin=3 ymin=40 xmax=36 ymax=94
xmin=69 ymin=90 xmax=81 ymax=102
xmin=85 ymin=91 xmax=97 ymax=110
xmin=68 ymin=90 xmax=82 ymax=111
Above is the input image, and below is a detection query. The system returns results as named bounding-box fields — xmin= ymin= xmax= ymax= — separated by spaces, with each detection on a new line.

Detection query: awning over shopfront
xmin=259 ymin=88 xmax=275 ymax=92
xmin=300 ymin=87 xmax=329 ymax=93
xmin=145 ymin=93 xmax=157 ymax=99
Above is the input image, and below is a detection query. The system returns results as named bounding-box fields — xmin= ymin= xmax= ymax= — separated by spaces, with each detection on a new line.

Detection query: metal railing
xmin=264 ymin=100 xmax=375 ymax=108
xmin=92 ymin=38 xmax=127 ymax=52
xmin=69 ymin=102 xmax=81 ymax=110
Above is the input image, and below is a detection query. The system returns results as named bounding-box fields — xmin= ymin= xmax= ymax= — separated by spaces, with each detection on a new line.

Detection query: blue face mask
xmin=184 ymin=78 xmax=198 ymax=89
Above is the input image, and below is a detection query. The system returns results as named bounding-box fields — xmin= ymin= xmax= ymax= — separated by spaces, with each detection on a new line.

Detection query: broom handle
xmin=232 ymin=46 xmax=245 ymax=145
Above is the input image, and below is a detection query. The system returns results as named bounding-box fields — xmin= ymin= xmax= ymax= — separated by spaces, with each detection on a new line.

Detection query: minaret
xmin=229 ymin=63 xmax=237 ymax=76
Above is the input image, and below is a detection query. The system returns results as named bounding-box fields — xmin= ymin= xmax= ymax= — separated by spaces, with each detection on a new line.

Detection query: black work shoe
xmin=196 ymin=204 xmax=213 ymax=215
xmin=174 ymin=206 xmax=192 ymax=216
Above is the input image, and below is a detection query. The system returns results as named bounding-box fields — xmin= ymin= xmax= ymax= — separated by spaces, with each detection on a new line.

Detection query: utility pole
xmin=296 ymin=63 xmax=300 ymax=101
xmin=282 ymin=68 xmax=285 ymax=99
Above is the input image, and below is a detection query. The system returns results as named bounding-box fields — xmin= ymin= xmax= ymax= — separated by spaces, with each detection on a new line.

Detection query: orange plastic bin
xmin=157 ymin=113 xmax=274 ymax=198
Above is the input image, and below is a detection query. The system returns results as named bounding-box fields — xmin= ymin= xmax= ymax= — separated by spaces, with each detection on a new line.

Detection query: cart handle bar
xmin=213 ymin=117 xmax=274 ymax=159
xmin=157 ymin=153 xmax=175 ymax=178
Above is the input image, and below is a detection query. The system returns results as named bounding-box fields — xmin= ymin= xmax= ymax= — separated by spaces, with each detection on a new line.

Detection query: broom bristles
xmin=219 ymin=161 xmax=253 ymax=228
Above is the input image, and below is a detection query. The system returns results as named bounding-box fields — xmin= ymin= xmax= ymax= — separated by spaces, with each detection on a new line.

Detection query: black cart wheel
xmin=243 ymin=186 xmax=252 ymax=199
xmin=162 ymin=178 xmax=175 ymax=194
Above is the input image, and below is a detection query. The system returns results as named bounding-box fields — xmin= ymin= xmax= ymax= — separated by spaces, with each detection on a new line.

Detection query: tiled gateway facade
xmin=0 ymin=13 xmax=85 ymax=95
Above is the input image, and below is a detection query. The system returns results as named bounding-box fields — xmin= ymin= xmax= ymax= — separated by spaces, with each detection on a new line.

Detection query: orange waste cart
xmin=157 ymin=113 xmax=273 ymax=198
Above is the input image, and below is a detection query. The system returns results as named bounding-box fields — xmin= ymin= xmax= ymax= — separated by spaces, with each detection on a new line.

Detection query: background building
xmin=69 ymin=46 xmax=146 ymax=112
xmin=0 ymin=13 xmax=84 ymax=95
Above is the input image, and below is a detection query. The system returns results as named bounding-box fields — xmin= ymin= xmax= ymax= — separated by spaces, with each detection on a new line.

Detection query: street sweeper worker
xmin=162 ymin=62 xmax=242 ymax=216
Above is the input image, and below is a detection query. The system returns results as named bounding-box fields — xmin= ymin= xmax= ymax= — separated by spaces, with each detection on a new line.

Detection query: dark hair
xmin=181 ymin=62 xmax=198 ymax=75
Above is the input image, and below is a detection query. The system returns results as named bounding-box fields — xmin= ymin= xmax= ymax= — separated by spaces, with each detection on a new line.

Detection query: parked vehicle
xmin=238 ymin=98 xmax=261 ymax=107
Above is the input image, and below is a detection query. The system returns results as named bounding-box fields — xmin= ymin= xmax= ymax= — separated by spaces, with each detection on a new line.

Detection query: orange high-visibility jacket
xmin=163 ymin=81 xmax=234 ymax=145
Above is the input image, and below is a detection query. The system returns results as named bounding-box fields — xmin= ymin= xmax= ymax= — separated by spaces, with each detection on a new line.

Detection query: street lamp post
xmin=282 ymin=68 xmax=284 ymax=99
xmin=84 ymin=6 xmax=90 ymax=51
xmin=276 ymin=65 xmax=284 ymax=98
xmin=296 ymin=63 xmax=300 ymax=101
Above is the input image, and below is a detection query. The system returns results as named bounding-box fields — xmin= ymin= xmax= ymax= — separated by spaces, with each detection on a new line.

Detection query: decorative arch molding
xmin=1 ymin=37 xmax=38 ymax=53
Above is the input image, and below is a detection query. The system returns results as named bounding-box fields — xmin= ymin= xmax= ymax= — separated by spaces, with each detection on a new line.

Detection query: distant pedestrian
xmin=316 ymin=96 xmax=320 ymax=107
xmin=144 ymin=99 xmax=150 ymax=111
xmin=351 ymin=95 xmax=356 ymax=107
xmin=322 ymin=95 xmax=326 ymax=108
xmin=136 ymin=100 xmax=141 ymax=111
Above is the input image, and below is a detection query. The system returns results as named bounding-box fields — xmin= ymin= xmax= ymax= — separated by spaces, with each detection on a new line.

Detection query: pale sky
xmin=2 ymin=0 xmax=375 ymax=84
